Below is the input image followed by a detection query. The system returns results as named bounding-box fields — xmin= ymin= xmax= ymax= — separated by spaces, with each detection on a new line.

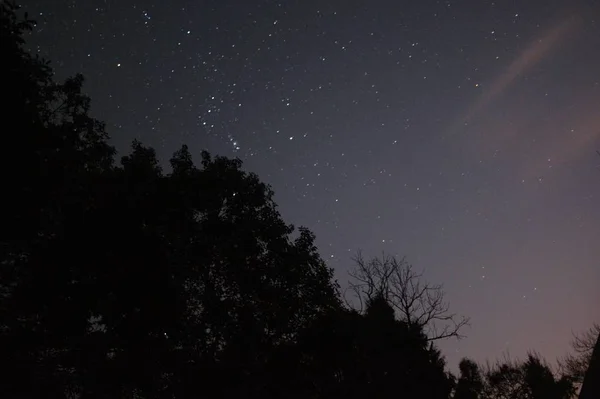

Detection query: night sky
xmin=19 ymin=0 xmax=600 ymax=369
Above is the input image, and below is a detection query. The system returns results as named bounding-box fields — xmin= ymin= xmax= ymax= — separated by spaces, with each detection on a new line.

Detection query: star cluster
xmin=21 ymin=0 xmax=600 ymax=368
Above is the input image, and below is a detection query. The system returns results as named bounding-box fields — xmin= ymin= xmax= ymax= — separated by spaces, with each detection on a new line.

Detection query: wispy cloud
xmin=463 ymin=15 xmax=582 ymax=123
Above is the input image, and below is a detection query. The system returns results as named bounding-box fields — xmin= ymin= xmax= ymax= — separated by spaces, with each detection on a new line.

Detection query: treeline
xmin=0 ymin=2 xmax=594 ymax=398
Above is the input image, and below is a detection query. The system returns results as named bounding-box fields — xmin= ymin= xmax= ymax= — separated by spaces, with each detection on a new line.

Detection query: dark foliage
xmin=456 ymin=353 xmax=575 ymax=399
xmin=1 ymin=3 xmax=340 ymax=397
xmin=455 ymin=359 xmax=485 ymax=399
xmin=280 ymin=293 xmax=455 ymax=399
xmin=558 ymin=323 xmax=599 ymax=387
xmin=578 ymin=332 xmax=600 ymax=399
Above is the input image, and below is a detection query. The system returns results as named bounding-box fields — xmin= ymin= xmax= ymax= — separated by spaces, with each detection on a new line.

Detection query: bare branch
xmin=346 ymin=252 xmax=470 ymax=341
xmin=558 ymin=322 xmax=600 ymax=384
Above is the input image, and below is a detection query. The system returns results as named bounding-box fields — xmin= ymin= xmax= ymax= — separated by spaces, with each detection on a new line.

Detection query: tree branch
xmin=347 ymin=252 xmax=470 ymax=341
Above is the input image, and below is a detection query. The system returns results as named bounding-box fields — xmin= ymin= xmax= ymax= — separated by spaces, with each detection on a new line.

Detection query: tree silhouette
xmin=578 ymin=331 xmax=600 ymax=399
xmin=455 ymin=358 xmax=485 ymax=399
xmin=522 ymin=354 xmax=575 ymax=399
xmin=282 ymin=292 xmax=455 ymax=399
xmin=1 ymin=3 xmax=115 ymax=396
xmin=479 ymin=353 xmax=575 ymax=399
xmin=0 ymin=4 xmax=341 ymax=397
xmin=559 ymin=323 xmax=600 ymax=387
xmin=2 ymin=140 xmax=343 ymax=398
xmin=347 ymin=252 xmax=469 ymax=341
xmin=1 ymin=2 xmax=114 ymax=244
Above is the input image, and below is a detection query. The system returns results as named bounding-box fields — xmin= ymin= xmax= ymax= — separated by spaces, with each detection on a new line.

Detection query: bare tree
xmin=346 ymin=251 xmax=469 ymax=341
xmin=558 ymin=323 xmax=600 ymax=385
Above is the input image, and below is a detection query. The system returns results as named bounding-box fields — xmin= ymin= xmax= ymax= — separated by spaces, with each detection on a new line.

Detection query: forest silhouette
xmin=0 ymin=2 xmax=596 ymax=398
